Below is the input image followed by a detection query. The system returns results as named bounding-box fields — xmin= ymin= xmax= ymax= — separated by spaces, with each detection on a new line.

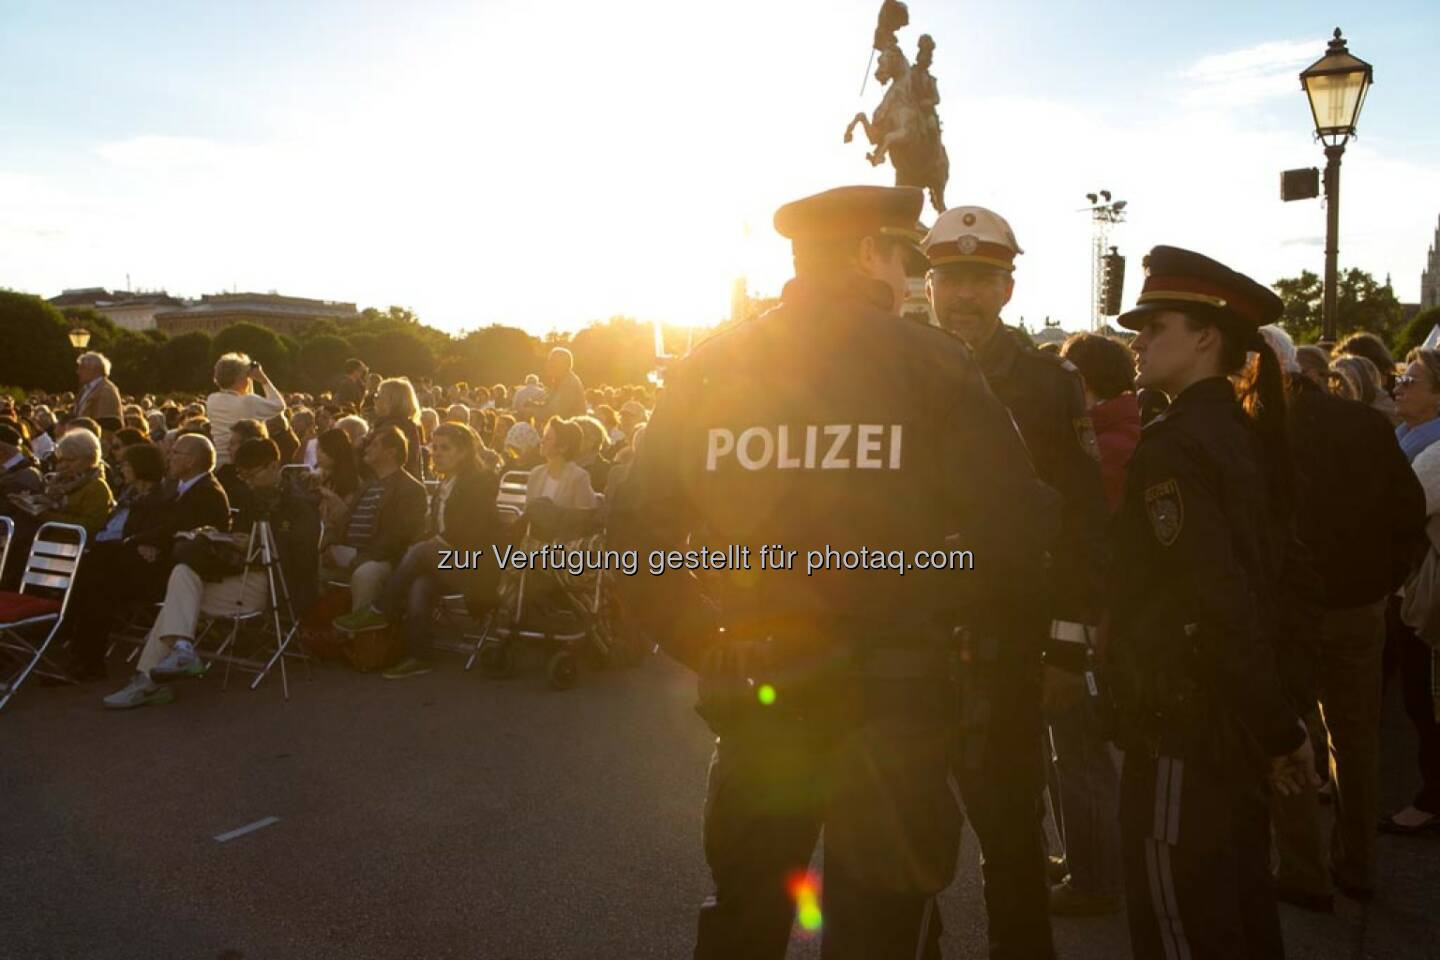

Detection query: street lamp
xmin=67 ymin=327 xmax=91 ymax=350
xmin=1300 ymin=28 xmax=1373 ymax=346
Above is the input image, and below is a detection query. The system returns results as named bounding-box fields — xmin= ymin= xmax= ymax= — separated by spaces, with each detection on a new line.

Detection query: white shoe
xmin=150 ymin=641 xmax=204 ymax=682
xmin=103 ymin=672 xmax=175 ymax=709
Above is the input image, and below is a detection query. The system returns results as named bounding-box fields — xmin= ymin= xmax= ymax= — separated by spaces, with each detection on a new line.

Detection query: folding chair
xmin=0 ymin=522 xmax=87 ymax=712
xmin=0 ymin=516 xmax=13 ymax=584
xmin=195 ymin=519 xmax=310 ymax=699
xmin=497 ymin=470 xmax=528 ymax=514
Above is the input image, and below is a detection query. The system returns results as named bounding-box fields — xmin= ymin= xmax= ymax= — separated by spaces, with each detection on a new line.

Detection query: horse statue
xmin=844 ymin=35 xmax=950 ymax=214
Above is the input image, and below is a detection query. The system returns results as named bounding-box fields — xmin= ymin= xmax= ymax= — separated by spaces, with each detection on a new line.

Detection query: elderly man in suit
xmin=73 ymin=352 xmax=123 ymax=432
xmin=63 ymin=434 xmax=231 ymax=680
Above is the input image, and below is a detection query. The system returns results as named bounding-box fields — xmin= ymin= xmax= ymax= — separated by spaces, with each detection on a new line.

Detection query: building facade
xmin=1423 ymin=215 xmax=1440 ymax=311
xmin=155 ymin=292 xmax=358 ymax=336
xmin=48 ymin=289 xmax=187 ymax=331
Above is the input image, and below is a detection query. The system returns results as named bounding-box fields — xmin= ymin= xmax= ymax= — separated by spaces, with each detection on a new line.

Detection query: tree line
xmin=0 ymin=292 xmax=697 ymax=395
xmin=5 ymin=267 xmax=1436 ymax=397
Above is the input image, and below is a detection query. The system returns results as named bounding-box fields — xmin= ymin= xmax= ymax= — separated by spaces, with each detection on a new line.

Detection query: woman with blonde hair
xmin=374 ymin=377 xmax=424 ymax=478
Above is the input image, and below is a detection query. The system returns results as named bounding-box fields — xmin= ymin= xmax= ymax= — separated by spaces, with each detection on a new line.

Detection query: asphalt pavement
xmin=2 ymin=647 xmax=1436 ymax=960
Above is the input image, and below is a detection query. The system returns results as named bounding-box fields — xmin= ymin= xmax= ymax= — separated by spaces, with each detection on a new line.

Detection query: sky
xmin=2 ymin=0 xmax=1438 ymax=337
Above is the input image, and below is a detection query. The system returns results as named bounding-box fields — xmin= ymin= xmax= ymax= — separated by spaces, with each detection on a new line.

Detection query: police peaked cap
xmin=774 ymin=185 xmax=926 ymax=254
xmin=1117 ymin=245 xmax=1283 ymax=335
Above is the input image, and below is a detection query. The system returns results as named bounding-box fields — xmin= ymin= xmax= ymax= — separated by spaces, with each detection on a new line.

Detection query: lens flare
xmin=787 ymin=870 xmax=823 ymax=933
xmin=757 ymin=683 xmax=777 ymax=706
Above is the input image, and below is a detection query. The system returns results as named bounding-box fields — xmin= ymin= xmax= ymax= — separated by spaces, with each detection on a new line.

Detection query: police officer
xmin=923 ymin=208 xmax=1110 ymax=955
xmin=1107 ymin=247 xmax=1319 ymax=959
xmin=610 ymin=185 xmax=1057 ymax=959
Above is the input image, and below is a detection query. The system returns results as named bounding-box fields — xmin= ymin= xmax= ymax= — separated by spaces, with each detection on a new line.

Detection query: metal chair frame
xmin=0 ymin=522 xmax=87 ymax=712
xmin=192 ymin=519 xmax=311 ymax=699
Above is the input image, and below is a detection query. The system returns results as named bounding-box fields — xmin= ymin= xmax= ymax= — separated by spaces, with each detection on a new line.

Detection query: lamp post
xmin=1300 ymin=28 xmax=1373 ymax=347
xmin=67 ymin=327 xmax=91 ymax=351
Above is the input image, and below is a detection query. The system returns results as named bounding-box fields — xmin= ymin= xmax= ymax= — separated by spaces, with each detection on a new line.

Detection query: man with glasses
xmin=924 ymin=207 xmax=1112 ymax=949
xmin=66 ymin=435 xmax=231 ymax=681
xmin=104 ymin=437 xmax=322 ymax=708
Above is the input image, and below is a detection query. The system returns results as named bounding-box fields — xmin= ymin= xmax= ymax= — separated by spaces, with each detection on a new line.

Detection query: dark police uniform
xmin=924 ymin=206 xmax=1110 ymax=958
xmin=1107 ymin=247 xmax=1306 ymax=959
xmin=610 ymin=185 xmax=1058 ymax=960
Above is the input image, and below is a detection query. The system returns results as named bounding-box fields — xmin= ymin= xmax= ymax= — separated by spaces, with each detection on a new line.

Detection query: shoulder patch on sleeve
xmin=1144 ymin=478 xmax=1183 ymax=546
xmin=1074 ymin=416 xmax=1100 ymax=461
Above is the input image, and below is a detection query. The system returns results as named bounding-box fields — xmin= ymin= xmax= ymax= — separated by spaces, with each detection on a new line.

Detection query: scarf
xmin=1398 ymin=417 xmax=1440 ymax=463
xmin=44 ymin=465 xmax=102 ymax=500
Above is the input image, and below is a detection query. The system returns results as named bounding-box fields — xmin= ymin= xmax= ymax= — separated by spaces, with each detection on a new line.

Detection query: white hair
xmin=213 ymin=352 xmax=252 ymax=390
xmin=1257 ymin=324 xmax=1301 ymax=375
xmin=335 ymin=415 xmax=369 ymax=446
xmin=77 ymin=351 xmax=112 ymax=376
xmin=56 ymin=428 xmax=102 ymax=467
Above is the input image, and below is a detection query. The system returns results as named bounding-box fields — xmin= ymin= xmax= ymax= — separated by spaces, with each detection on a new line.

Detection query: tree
xmin=108 ymin=330 xmax=161 ymax=395
xmin=298 ymin=334 xmax=354 ymax=391
xmin=1394 ymin=306 xmax=1440 ymax=359
xmin=0 ymin=290 xmax=79 ymax=390
xmin=211 ymin=322 xmax=291 ymax=382
xmin=156 ymin=331 xmax=214 ymax=394
xmin=359 ymin=305 xmax=420 ymax=327
xmin=457 ymin=325 xmax=541 ymax=385
xmin=1272 ymin=268 xmax=1404 ymax=345
xmin=372 ymin=327 xmax=435 ymax=380
xmin=568 ymin=316 xmax=656 ymax=386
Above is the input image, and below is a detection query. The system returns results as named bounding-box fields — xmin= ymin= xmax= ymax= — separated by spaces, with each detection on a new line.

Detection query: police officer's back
xmin=611 ymin=185 xmax=1055 ymax=960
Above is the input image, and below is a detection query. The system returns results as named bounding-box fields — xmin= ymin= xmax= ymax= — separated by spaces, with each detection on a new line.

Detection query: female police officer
xmin=1106 ymin=247 xmax=1319 ymax=960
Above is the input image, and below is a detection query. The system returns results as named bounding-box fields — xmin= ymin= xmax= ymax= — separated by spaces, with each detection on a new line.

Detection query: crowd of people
xmin=0 ymin=344 xmax=651 ymax=703
xmin=2 ymin=219 xmax=1439 ymax=958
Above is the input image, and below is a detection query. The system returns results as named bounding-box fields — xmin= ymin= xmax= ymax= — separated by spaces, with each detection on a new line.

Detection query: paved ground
xmin=2 ymin=646 xmax=1437 ymax=960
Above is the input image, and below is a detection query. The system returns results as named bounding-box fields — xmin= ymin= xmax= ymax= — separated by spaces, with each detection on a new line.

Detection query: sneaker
xmin=333 ymin=609 xmax=390 ymax=633
xmin=150 ymin=641 xmax=206 ymax=682
xmin=1046 ymin=855 xmax=1070 ymax=885
xmin=103 ymin=672 xmax=176 ymax=709
xmin=1048 ymin=880 xmax=1122 ymax=917
xmin=381 ymin=657 xmax=434 ymax=680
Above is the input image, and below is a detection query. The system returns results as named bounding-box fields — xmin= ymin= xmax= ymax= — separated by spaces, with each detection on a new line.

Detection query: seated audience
xmin=573 ymin=416 xmax=613 ymax=492
xmin=103 ymin=438 xmax=317 ymax=709
xmin=338 ymin=423 xmax=501 ymax=678
xmin=319 ymin=426 xmax=427 ymax=618
xmin=335 ymin=414 xmax=370 ymax=449
xmin=65 ymin=438 xmax=229 ymax=679
xmin=0 ymin=424 xmax=43 ymax=496
xmin=526 ymin=418 xmax=597 ymax=511
xmin=504 ymin=421 xmax=543 ymax=472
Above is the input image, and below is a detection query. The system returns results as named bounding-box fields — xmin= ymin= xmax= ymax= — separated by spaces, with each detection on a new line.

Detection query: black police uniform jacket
xmin=973 ymin=324 xmax=1109 ymax=668
xmin=609 ymin=274 xmax=1058 ymax=669
xmin=1106 ymin=377 xmax=1304 ymax=765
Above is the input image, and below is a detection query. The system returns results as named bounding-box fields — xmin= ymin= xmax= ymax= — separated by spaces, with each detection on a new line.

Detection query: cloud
xmin=94 ymin=135 xmax=232 ymax=171
xmin=1177 ymin=39 xmax=1316 ymax=107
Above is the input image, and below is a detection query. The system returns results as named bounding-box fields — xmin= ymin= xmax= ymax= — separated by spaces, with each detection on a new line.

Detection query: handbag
xmin=172 ymin=531 xmax=248 ymax=583
xmin=1401 ymin=545 xmax=1440 ymax=651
